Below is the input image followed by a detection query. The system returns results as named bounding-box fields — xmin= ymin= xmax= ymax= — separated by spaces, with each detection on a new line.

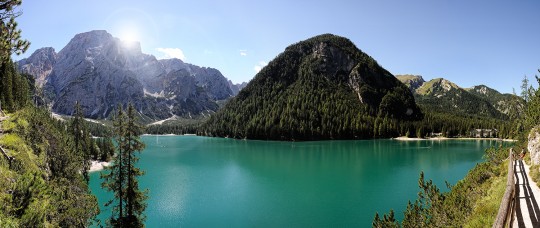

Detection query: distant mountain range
xmin=396 ymin=75 xmax=524 ymax=120
xmin=16 ymin=31 xmax=522 ymax=137
xmin=17 ymin=30 xmax=247 ymax=120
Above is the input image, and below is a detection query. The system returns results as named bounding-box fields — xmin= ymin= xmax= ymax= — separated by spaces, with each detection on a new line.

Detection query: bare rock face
xmin=528 ymin=127 xmax=540 ymax=165
xmin=17 ymin=47 xmax=57 ymax=87
xmin=228 ymin=80 xmax=247 ymax=95
xmin=20 ymin=30 xmax=240 ymax=120
xmin=395 ymin=75 xmax=425 ymax=92
xmin=158 ymin=59 xmax=234 ymax=100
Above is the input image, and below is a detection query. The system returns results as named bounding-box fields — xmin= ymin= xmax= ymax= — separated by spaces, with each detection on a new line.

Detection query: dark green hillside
xmin=396 ymin=75 xmax=525 ymax=121
xmin=0 ymin=107 xmax=99 ymax=226
xmin=466 ymin=85 xmax=525 ymax=120
xmin=201 ymin=34 xmax=421 ymax=140
xmin=415 ymin=78 xmax=506 ymax=119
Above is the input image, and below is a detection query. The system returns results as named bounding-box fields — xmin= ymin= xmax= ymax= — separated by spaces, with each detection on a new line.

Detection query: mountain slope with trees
xmin=396 ymin=75 xmax=525 ymax=120
xmin=201 ymin=34 xmax=422 ymax=140
xmin=1 ymin=1 xmax=101 ymax=226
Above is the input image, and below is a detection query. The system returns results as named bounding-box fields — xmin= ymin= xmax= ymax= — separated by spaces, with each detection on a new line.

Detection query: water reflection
xmin=89 ymin=136 xmax=508 ymax=227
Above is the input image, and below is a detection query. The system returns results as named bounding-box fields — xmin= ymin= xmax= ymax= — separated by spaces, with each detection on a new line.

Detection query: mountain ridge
xmin=396 ymin=75 xmax=524 ymax=120
xmin=17 ymin=30 xmax=246 ymax=120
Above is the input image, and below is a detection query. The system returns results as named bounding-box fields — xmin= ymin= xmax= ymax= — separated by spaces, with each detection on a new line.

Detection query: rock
xmin=19 ymin=30 xmax=238 ymax=120
xmin=528 ymin=127 xmax=540 ymax=165
xmin=17 ymin=47 xmax=57 ymax=87
xmin=396 ymin=75 xmax=425 ymax=92
xmin=228 ymin=80 xmax=248 ymax=95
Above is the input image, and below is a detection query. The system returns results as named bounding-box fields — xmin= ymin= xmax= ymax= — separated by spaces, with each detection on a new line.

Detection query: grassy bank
xmin=374 ymin=145 xmax=512 ymax=227
xmin=0 ymin=108 xmax=98 ymax=227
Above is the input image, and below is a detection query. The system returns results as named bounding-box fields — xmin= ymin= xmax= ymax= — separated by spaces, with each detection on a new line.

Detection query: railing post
xmin=492 ymin=148 xmax=515 ymax=228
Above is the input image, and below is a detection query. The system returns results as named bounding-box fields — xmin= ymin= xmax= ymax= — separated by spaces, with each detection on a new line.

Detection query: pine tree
xmin=0 ymin=0 xmax=30 ymax=65
xmin=0 ymin=59 xmax=14 ymax=111
xmin=522 ymin=75 xmax=530 ymax=102
xmin=0 ymin=59 xmax=29 ymax=112
xmin=102 ymin=104 xmax=147 ymax=227
xmin=124 ymin=103 xmax=147 ymax=227
xmin=70 ymin=101 xmax=92 ymax=182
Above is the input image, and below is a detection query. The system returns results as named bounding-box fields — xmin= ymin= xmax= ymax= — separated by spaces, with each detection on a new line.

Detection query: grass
xmin=521 ymin=148 xmax=540 ymax=189
xmin=464 ymin=163 xmax=507 ymax=227
xmin=530 ymin=163 xmax=540 ymax=188
xmin=0 ymin=134 xmax=25 ymax=155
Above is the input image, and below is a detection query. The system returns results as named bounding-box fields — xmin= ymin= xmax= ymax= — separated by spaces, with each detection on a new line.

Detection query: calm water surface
xmin=89 ymin=136 xmax=506 ymax=227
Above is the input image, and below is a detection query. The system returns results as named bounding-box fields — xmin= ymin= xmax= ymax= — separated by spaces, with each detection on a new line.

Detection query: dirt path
xmin=512 ymin=160 xmax=540 ymax=227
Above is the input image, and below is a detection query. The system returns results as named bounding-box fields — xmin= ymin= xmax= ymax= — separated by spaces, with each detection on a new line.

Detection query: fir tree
xmin=70 ymin=101 xmax=92 ymax=182
xmin=124 ymin=103 xmax=147 ymax=226
xmin=522 ymin=75 xmax=530 ymax=102
xmin=102 ymin=104 xmax=148 ymax=227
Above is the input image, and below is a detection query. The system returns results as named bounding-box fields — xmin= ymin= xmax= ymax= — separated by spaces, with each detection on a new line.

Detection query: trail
xmin=512 ymin=159 xmax=540 ymax=227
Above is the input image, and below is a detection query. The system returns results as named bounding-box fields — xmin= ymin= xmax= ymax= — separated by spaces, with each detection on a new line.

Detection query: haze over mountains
xmin=17 ymin=30 xmax=246 ymax=120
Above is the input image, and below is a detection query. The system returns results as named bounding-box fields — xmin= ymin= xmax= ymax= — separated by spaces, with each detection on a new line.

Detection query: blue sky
xmin=13 ymin=0 xmax=540 ymax=93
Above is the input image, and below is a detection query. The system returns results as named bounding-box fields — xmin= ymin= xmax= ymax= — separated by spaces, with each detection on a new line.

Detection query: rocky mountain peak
xmin=229 ymin=80 xmax=248 ymax=95
xmin=467 ymin=85 xmax=495 ymax=96
xmin=17 ymin=47 xmax=57 ymax=86
xmin=18 ymin=30 xmax=243 ymax=121
xmin=396 ymin=75 xmax=425 ymax=92
xmin=416 ymin=78 xmax=459 ymax=96
xmin=65 ymin=30 xmax=114 ymax=51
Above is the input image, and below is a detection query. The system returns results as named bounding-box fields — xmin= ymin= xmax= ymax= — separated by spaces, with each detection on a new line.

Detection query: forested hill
xmin=201 ymin=34 xmax=422 ymax=140
xmin=396 ymin=75 xmax=525 ymax=120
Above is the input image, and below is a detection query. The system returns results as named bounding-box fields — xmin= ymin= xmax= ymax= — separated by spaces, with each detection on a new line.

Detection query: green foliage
xmin=373 ymin=145 xmax=510 ymax=227
xmin=102 ymin=104 xmax=148 ymax=227
xmin=145 ymin=118 xmax=204 ymax=135
xmin=521 ymin=75 xmax=531 ymax=103
xmin=202 ymin=34 xmax=423 ymax=140
xmin=373 ymin=210 xmax=399 ymax=228
xmin=94 ymin=137 xmax=115 ymax=161
xmin=0 ymin=0 xmax=30 ymax=64
xmin=530 ymin=164 xmax=540 ymax=189
xmin=525 ymin=76 xmax=540 ymax=130
xmin=415 ymin=85 xmax=512 ymax=121
xmin=69 ymin=101 xmax=93 ymax=182
xmin=200 ymin=34 xmax=514 ymax=141
xmin=0 ymin=107 xmax=99 ymax=227
xmin=87 ymin=120 xmax=113 ymax=137
xmin=463 ymin=174 xmax=506 ymax=227
xmin=0 ymin=59 xmax=30 ymax=112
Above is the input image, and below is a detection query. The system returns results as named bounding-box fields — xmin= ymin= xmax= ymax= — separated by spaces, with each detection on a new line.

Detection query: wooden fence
xmin=492 ymin=148 xmax=516 ymax=228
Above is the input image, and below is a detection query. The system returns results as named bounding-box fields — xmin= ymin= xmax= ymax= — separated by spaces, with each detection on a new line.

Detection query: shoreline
xmin=141 ymin=133 xmax=197 ymax=136
xmin=393 ymin=136 xmax=517 ymax=142
xmin=137 ymin=134 xmax=518 ymax=142
xmin=89 ymin=160 xmax=111 ymax=172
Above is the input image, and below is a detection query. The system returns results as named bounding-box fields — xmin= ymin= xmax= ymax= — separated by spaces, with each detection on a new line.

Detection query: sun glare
xmin=105 ymin=8 xmax=160 ymax=51
xmin=118 ymin=27 xmax=140 ymax=48
xmin=119 ymin=29 xmax=138 ymax=42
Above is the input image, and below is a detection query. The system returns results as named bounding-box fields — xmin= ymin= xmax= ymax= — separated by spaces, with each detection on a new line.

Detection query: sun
xmin=119 ymin=27 xmax=138 ymax=42
xmin=116 ymin=24 xmax=141 ymax=48
xmin=105 ymin=8 xmax=160 ymax=50
xmin=119 ymin=31 xmax=138 ymax=42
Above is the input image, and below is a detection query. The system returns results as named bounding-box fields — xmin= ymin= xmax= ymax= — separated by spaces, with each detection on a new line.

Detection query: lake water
xmin=89 ymin=136 xmax=505 ymax=227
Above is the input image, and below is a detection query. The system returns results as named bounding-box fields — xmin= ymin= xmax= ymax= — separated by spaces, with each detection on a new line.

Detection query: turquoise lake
xmin=89 ymin=136 xmax=506 ymax=227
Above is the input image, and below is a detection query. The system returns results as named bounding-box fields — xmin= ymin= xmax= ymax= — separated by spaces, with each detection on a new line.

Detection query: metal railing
xmin=493 ymin=148 xmax=516 ymax=228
